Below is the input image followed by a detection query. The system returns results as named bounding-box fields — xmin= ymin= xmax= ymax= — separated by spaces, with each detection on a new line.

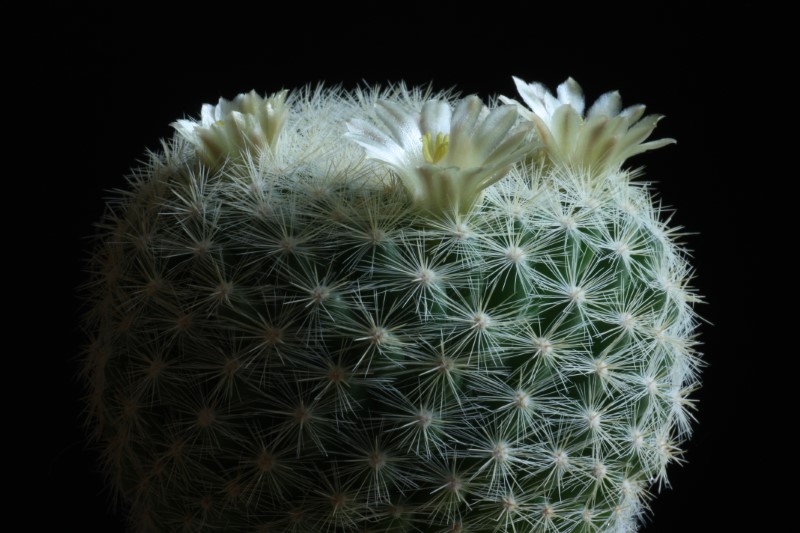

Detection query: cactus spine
xmin=83 ymin=80 xmax=701 ymax=532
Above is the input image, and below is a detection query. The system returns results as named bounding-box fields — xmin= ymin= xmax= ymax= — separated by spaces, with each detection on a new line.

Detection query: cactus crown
xmin=83 ymin=78 xmax=699 ymax=533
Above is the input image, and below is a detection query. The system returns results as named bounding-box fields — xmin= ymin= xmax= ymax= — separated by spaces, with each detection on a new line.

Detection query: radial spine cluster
xmin=83 ymin=79 xmax=701 ymax=532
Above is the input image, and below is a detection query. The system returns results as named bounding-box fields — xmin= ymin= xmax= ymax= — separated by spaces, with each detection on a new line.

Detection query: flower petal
xmin=472 ymin=105 xmax=519 ymax=155
xmin=375 ymin=100 xmax=421 ymax=152
xmin=556 ymin=77 xmax=585 ymax=116
xmin=619 ymin=104 xmax=646 ymax=128
xmin=345 ymin=118 xmax=410 ymax=169
xmin=481 ymin=123 xmax=533 ymax=170
xmin=498 ymin=95 xmax=535 ymax=122
xmin=618 ymin=137 xmax=676 ymax=161
xmin=587 ymin=90 xmax=622 ymax=118
xmin=200 ymin=103 xmax=218 ymax=126
xmin=420 ymin=100 xmax=452 ymax=136
xmin=512 ymin=76 xmax=554 ymax=124
xmin=549 ymin=104 xmax=582 ymax=159
xmin=616 ymin=114 xmax=664 ymax=153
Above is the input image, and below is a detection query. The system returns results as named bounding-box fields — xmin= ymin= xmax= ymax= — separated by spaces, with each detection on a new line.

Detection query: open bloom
xmin=346 ymin=96 xmax=532 ymax=215
xmin=500 ymin=77 xmax=674 ymax=175
xmin=173 ymin=90 xmax=289 ymax=166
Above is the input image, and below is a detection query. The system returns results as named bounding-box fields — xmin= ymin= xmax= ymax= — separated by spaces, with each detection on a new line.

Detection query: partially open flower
xmin=173 ymin=89 xmax=289 ymax=166
xmin=501 ymin=77 xmax=674 ymax=175
xmin=346 ymin=96 xmax=532 ymax=215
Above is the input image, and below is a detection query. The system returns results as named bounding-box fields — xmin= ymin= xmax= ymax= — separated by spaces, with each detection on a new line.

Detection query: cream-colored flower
xmin=501 ymin=77 xmax=674 ymax=174
xmin=346 ymin=96 xmax=532 ymax=215
xmin=173 ymin=90 xmax=289 ymax=166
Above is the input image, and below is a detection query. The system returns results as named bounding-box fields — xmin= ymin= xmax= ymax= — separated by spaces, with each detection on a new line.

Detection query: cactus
xmin=82 ymin=79 xmax=701 ymax=532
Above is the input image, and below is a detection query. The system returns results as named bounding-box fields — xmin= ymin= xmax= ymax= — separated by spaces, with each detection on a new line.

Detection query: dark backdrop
xmin=44 ymin=3 xmax=761 ymax=531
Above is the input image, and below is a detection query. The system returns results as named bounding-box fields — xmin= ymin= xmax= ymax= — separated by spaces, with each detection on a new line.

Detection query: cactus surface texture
xmin=83 ymin=80 xmax=701 ymax=532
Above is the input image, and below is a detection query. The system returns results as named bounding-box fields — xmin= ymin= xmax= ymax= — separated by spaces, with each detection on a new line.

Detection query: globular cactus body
xmin=83 ymin=80 xmax=701 ymax=532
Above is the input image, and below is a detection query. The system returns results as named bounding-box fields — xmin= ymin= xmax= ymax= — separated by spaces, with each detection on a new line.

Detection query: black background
xmin=41 ymin=3 xmax=762 ymax=531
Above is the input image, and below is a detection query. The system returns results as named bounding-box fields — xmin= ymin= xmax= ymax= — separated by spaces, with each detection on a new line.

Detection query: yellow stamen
xmin=422 ymin=131 xmax=449 ymax=164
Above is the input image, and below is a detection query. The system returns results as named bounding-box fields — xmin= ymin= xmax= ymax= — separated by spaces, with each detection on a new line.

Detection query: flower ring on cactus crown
xmin=346 ymin=95 xmax=533 ymax=216
xmin=500 ymin=77 xmax=675 ymax=176
xmin=172 ymin=89 xmax=289 ymax=167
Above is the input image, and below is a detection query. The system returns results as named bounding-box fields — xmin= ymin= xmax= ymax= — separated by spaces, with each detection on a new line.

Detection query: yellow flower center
xmin=421 ymin=131 xmax=450 ymax=164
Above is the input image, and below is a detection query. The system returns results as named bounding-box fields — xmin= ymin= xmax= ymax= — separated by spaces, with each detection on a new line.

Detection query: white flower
xmin=500 ymin=77 xmax=674 ymax=174
xmin=346 ymin=96 xmax=532 ymax=215
xmin=172 ymin=89 xmax=289 ymax=166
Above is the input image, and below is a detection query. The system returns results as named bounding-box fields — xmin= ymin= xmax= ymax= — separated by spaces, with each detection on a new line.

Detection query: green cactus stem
xmin=83 ymin=80 xmax=701 ymax=532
